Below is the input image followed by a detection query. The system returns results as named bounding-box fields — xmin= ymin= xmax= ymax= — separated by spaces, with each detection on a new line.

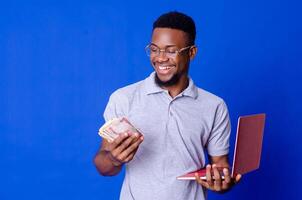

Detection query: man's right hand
xmin=106 ymin=131 xmax=144 ymax=166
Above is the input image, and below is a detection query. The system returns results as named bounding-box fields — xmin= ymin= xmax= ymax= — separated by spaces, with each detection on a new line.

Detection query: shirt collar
xmin=144 ymin=72 xmax=198 ymax=99
xmin=144 ymin=72 xmax=166 ymax=95
xmin=182 ymin=77 xmax=198 ymax=99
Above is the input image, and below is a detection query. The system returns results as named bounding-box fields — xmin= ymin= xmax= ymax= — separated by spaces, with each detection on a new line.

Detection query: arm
xmin=94 ymin=91 xmax=133 ymax=176
xmin=195 ymin=101 xmax=241 ymax=192
xmin=94 ymin=132 xmax=144 ymax=176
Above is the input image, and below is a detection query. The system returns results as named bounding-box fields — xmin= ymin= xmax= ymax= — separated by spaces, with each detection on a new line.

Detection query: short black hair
xmin=153 ymin=11 xmax=196 ymax=45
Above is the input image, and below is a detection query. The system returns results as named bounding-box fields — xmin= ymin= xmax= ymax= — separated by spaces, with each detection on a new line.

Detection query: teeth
xmin=159 ymin=66 xmax=172 ymax=70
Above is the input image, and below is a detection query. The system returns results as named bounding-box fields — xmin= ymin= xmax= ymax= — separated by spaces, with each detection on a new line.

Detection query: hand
xmin=106 ymin=131 xmax=144 ymax=166
xmin=195 ymin=164 xmax=241 ymax=193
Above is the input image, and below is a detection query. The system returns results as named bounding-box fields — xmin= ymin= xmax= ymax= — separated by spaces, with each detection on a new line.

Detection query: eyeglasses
xmin=145 ymin=44 xmax=193 ymax=58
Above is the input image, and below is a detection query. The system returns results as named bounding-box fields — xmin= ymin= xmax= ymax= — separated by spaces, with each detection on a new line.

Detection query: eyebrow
xmin=150 ymin=43 xmax=178 ymax=48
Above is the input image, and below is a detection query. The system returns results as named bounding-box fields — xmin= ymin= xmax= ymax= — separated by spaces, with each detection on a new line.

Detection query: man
xmin=94 ymin=11 xmax=241 ymax=200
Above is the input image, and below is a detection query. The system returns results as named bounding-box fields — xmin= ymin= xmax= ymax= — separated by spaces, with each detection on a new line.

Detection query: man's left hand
xmin=195 ymin=164 xmax=241 ymax=193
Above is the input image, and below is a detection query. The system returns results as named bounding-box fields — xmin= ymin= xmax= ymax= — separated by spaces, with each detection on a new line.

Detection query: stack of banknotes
xmin=98 ymin=117 xmax=140 ymax=142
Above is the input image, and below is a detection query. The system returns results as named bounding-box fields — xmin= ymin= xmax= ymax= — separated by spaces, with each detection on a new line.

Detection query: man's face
xmin=150 ymin=28 xmax=194 ymax=87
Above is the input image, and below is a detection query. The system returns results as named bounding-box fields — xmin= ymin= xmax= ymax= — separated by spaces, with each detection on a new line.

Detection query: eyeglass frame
xmin=145 ymin=44 xmax=195 ymax=58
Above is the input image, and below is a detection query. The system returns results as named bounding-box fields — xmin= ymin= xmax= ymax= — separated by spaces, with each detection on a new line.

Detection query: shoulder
xmin=194 ymin=87 xmax=230 ymax=122
xmin=104 ymin=79 xmax=146 ymax=120
xmin=109 ymin=79 xmax=145 ymax=102
xmin=196 ymin=87 xmax=226 ymax=106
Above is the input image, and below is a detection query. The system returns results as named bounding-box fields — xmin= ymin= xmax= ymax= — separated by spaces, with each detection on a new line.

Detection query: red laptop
xmin=177 ymin=113 xmax=266 ymax=180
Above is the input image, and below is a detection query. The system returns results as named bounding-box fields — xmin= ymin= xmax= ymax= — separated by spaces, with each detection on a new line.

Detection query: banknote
xmin=98 ymin=117 xmax=140 ymax=142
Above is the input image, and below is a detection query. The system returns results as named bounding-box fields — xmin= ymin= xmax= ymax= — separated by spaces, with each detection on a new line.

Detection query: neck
xmin=161 ymin=75 xmax=189 ymax=98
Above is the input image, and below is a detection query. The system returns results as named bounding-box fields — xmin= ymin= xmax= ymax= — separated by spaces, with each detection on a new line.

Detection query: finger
xmin=128 ymin=131 xmax=141 ymax=144
xmin=124 ymin=151 xmax=135 ymax=163
xmin=222 ymin=168 xmax=231 ymax=190
xmin=212 ymin=164 xmax=222 ymax=191
xmin=111 ymin=132 xmax=130 ymax=149
xmin=127 ymin=130 xmax=143 ymax=139
xmin=119 ymin=135 xmax=144 ymax=159
xmin=223 ymin=168 xmax=231 ymax=183
xmin=123 ymin=140 xmax=141 ymax=163
xmin=110 ymin=133 xmax=137 ymax=159
xmin=205 ymin=164 xmax=214 ymax=187
xmin=234 ymin=174 xmax=242 ymax=184
xmin=115 ymin=133 xmax=140 ymax=154
xmin=195 ymin=172 xmax=210 ymax=189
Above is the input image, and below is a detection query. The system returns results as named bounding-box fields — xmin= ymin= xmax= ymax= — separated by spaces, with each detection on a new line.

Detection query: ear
xmin=189 ymin=45 xmax=197 ymax=60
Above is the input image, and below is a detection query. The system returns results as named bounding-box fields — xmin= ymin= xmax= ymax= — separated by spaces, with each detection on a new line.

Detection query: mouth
xmin=156 ymin=64 xmax=175 ymax=74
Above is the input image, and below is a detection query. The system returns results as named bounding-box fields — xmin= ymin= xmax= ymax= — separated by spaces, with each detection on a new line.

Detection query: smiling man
xmin=94 ymin=11 xmax=241 ymax=200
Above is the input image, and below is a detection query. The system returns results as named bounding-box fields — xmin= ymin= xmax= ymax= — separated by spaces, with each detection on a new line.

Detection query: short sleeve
xmin=103 ymin=91 xmax=129 ymax=122
xmin=206 ymin=100 xmax=231 ymax=156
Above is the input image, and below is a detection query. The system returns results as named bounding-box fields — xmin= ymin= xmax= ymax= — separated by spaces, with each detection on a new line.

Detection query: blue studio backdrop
xmin=1 ymin=0 xmax=301 ymax=199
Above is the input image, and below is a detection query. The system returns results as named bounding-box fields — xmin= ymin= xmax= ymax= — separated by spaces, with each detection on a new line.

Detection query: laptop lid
xmin=231 ymin=113 xmax=266 ymax=177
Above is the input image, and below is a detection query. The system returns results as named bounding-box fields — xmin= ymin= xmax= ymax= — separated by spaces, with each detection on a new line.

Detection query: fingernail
xmin=212 ymin=164 xmax=216 ymax=168
xmin=124 ymin=133 xmax=128 ymax=137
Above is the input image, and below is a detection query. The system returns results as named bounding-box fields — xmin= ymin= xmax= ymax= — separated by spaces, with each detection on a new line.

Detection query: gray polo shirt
xmin=103 ymin=72 xmax=231 ymax=200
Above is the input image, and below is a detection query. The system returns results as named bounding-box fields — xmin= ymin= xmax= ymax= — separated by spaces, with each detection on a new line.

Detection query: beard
xmin=155 ymin=72 xmax=181 ymax=87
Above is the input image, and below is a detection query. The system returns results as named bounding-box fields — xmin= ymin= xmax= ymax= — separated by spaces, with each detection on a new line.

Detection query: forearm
xmin=209 ymin=155 xmax=230 ymax=168
xmin=94 ymin=150 xmax=122 ymax=176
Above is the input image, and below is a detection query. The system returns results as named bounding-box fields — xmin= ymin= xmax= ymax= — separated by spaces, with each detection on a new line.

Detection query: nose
xmin=156 ymin=50 xmax=169 ymax=62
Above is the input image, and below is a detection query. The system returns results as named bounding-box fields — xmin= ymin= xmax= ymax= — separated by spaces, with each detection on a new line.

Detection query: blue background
xmin=1 ymin=0 xmax=301 ymax=199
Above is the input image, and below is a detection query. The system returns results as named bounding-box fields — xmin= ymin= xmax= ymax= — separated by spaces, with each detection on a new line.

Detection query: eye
xmin=150 ymin=46 xmax=159 ymax=53
xmin=166 ymin=48 xmax=177 ymax=54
